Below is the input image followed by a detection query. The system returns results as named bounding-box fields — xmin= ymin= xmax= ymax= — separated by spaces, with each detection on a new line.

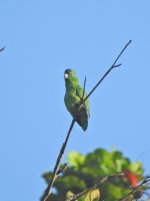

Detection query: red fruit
xmin=124 ymin=170 xmax=139 ymax=187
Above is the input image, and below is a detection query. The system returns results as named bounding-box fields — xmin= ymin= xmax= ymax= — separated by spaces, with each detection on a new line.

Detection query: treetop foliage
xmin=43 ymin=148 xmax=144 ymax=201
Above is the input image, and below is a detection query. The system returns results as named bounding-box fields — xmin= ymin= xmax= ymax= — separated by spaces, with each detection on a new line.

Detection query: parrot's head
xmin=64 ymin=69 xmax=79 ymax=85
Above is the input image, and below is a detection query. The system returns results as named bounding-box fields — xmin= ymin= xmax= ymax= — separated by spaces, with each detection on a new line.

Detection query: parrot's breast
xmin=64 ymin=90 xmax=80 ymax=112
xmin=64 ymin=90 xmax=88 ymax=131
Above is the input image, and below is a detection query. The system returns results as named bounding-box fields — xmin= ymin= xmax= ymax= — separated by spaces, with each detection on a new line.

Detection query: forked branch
xmin=70 ymin=172 xmax=125 ymax=201
xmin=40 ymin=40 xmax=132 ymax=201
xmin=82 ymin=40 xmax=131 ymax=103
xmin=118 ymin=176 xmax=150 ymax=201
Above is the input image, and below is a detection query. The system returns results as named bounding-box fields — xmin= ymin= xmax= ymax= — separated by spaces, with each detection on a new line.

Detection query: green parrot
xmin=64 ymin=69 xmax=90 ymax=131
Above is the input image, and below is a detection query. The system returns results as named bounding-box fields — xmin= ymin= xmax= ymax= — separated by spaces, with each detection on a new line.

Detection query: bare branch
xmin=70 ymin=173 xmax=125 ymax=201
xmin=118 ymin=176 xmax=150 ymax=201
xmin=81 ymin=76 xmax=86 ymax=100
xmin=0 ymin=46 xmax=5 ymax=53
xmin=40 ymin=40 xmax=132 ymax=201
xmin=140 ymin=176 xmax=150 ymax=186
xmin=40 ymin=119 xmax=75 ymax=201
xmin=82 ymin=40 xmax=132 ymax=103
xmin=114 ymin=63 xmax=122 ymax=67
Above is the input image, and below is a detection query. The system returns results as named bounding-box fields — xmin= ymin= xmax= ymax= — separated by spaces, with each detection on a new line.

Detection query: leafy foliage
xmin=42 ymin=148 xmax=144 ymax=201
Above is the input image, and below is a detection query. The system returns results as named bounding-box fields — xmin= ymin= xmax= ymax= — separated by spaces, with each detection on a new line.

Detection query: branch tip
xmin=113 ymin=63 xmax=122 ymax=68
xmin=81 ymin=76 xmax=87 ymax=100
xmin=0 ymin=46 xmax=5 ymax=53
xmin=40 ymin=40 xmax=132 ymax=201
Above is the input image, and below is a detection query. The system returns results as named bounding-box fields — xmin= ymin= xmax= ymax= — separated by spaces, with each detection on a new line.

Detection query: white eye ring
xmin=64 ymin=73 xmax=69 ymax=79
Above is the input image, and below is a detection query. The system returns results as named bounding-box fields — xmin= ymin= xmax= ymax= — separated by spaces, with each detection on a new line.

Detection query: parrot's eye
xmin=64 ymin=73 xmax=69 ymax=79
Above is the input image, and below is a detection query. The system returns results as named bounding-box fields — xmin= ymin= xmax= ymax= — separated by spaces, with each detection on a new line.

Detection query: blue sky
xmin=0 ymin=1 xmax=150 ymax=201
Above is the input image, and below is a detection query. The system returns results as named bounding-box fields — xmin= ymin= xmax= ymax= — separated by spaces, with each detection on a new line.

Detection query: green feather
xmin=64 ymin=69 xmax=90 ymax=131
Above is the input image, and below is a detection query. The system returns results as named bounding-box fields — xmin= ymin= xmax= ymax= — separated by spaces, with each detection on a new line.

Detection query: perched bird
xmin=64 ymin=69 xmax=90 ymax=131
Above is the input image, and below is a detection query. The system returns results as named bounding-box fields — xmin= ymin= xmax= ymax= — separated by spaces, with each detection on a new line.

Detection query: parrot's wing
xmin=76 ymin=86 xmax=90 ymax=117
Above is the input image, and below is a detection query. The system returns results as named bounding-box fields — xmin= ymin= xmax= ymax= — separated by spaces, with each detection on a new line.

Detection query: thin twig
xmin=56 ymin=163 xmax=68 ymax=176
xmin=0 ymin=46 xmax=5 ymax=53
xmin=40 ymin=40 xmax=132 ymax=201
xmin=40 ymin=119 xmax=75 ymax=201
xmin=118 ymin=176 xmax=150 ymax=201
xmin=81 ymin=76 xmax=86 ymax=100
xmin=70 ymin=173 xmax=125 ymax=201
xmin=82 ymin=40 xmax=131 ymax=103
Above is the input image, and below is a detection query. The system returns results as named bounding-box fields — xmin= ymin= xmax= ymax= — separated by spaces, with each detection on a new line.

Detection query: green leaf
xmin=42 ymin=148 xmax=144 ymax=201
xmin=42 ymin=172 xmax=52 ymax=183
xmin=68 ymin=151 xmax=85 ymax=169
xmin=84 ymin=188 xmax=100 ymax=201
xmin=63 ymin=175 xmax=86 ymax=189
xmin=115 ymin=158 xmax=129 ymax=172
xmin=129 ymin=162 xmax=142 ymax=172
xmin=66 ymin=191 xmax=75 ymax=201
